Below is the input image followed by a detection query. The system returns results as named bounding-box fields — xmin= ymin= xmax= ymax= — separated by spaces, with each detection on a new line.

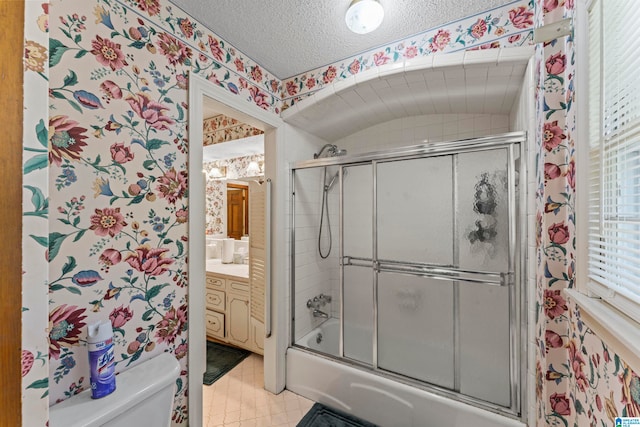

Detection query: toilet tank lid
xmin=49 ymin=352 xmax=180 ymax=427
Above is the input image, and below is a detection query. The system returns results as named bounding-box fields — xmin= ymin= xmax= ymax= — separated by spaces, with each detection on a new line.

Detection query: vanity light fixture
xmin=208 ymin=166 xmax=226 ymax=179
xmin=246 ymin=161 xmax=261 ymax=176
xmin=345 ymin=0 xmax=384 ymax=35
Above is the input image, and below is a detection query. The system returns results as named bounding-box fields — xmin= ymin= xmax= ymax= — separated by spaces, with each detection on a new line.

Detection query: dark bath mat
xmin=203 ymin=340 xmax=251 ymax=386
xmin=297 ymin=403 xmax=378 ymax=427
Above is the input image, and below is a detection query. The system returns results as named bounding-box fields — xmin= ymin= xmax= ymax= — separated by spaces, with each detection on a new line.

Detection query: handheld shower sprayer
xmin=313 ymin=144 xmax=347 ymax=258
xmin=314 ymin=143 xmax=347 ymax=259
xmin=325 ymin=168 xmax=348 ymax=192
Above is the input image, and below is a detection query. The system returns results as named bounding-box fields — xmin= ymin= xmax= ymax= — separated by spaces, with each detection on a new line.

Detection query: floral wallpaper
xmin=566 ymin=300 xmax=640 ymax=425
xmin=22 ymin=0 xmax=279 ymax=425
xmin=534 ymin=0 xmax=640 ymax=426
xmin=204 ymin=154 xmax=264 ymax=236
xmin=281 ymin=0 xmax=535 ymax=109
xmin=205 ymin=180 xmax=225 ymax=236
xmin=534 ymin=0 xmax=577 ymax=424
xmin=46 ymin=0 xmax=194 ymax=422
xmin=203 ymin=113 xmax=263 ymax=146
xmin=22 ymin=2 xmax=51 ymax=426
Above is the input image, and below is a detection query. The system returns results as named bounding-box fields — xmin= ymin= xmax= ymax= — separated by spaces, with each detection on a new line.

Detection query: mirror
xmin=227 ymin=183 xmax=248 ymax=239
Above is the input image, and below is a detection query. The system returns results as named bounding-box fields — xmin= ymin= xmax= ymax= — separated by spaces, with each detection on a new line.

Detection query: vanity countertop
xmin=206 ymin=259 xmax=249 ymax=279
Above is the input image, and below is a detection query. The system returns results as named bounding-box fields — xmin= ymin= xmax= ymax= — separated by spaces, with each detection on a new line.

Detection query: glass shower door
xmin=376 ymin=156 xmax=455 ymax=388
xmin=373 ymin=147 xmax=515 ymax=407
xmin=377 ymin=273 xmax=455 ymax=388
xmin=343 ymin=164 xmax=374 ymax=365
xmin=290 ymin=133 xmax=524 ymax=416
xmin=456 ymin=148 xmax=512 ymax=407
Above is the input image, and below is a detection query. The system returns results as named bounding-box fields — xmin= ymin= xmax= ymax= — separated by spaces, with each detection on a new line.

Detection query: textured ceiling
xmin=168 ymin=0 xmax=512 ymax=79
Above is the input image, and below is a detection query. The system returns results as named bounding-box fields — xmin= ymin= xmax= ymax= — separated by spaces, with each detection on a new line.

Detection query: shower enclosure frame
xmin=289 ymin=131 xmax=527 ymax=420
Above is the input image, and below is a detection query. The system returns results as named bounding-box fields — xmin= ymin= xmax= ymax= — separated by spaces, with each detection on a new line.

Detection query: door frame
xmin=1 ymin=1 xmax=24 ymax=425
xmin=187 ymin=72 xmax=283 ymax=425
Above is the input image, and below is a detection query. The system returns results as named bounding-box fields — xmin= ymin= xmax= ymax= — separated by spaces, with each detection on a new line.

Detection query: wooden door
xmin=227 ymin=184 xmax=248 ymax=239
xmin=1 ymin=1 xmax=24 ymax=425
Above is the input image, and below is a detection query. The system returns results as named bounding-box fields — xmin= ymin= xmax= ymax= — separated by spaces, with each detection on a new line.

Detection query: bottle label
xmin=89 ymin=342 xmax=116 ymax=399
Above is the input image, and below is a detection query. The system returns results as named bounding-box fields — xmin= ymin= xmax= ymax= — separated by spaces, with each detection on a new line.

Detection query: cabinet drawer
xmin=206 ymin=310 xmax=225 ymax=340
xmin=206 ymin=275 xmax=225 ymax=291
xmin=206 ymin=289 xmax=225 ymax=311
xmin=228 ymin=280 xmax=249 ymax=294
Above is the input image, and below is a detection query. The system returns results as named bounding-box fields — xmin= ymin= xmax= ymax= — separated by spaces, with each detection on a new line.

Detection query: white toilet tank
xmin=49 ymin=352 xmax=180 ymax=427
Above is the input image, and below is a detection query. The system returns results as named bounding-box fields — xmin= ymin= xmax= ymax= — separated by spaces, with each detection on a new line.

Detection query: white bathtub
xmin=288 ymin=319 xmax=525 ymax=427
xmin=299 ymin=318 xmax=340 ymax=355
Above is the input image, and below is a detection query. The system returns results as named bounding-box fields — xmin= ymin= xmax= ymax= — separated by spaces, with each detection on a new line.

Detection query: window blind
xmin=587 ymin=0 xmax=640 ymax=322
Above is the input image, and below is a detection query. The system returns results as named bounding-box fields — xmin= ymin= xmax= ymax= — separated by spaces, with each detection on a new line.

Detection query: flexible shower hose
xmin=318 ymin=167 xmax=332 ymax=259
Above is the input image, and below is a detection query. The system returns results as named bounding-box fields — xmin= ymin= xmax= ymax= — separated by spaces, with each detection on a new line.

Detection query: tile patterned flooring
xmin=203 ymin=353 xmax=314 ymax=427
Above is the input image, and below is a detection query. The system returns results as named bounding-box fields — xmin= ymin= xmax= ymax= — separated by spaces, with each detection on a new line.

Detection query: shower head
xmin=314 ymin=144 xmax=347 ymax=159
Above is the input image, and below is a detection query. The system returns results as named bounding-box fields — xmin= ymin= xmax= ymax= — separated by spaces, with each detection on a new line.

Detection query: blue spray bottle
xmin=87 ymin=320 xmax=116 ymax=398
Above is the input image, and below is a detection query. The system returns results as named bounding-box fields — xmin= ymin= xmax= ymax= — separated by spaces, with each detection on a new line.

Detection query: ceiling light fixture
xmin=345 ymin=0 xmax=384 ymax=35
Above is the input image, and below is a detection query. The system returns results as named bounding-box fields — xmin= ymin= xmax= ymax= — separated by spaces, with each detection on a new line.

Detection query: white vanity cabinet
xmin=205 ymin=274 xmax=226 ymax=341
xmin=227 ymin=290 xmax=250 ymax=347
xmin=205 ymin=270 xmax=263 ymax=355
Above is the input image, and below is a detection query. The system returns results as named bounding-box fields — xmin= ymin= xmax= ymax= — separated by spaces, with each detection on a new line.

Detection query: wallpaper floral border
xmin=203 ymin=114 xmax=263 ymax=146
xmin=117 ymin=0 xmax=283 ymax=114
xmin=281 ymin=0 xmax=535 ymax=110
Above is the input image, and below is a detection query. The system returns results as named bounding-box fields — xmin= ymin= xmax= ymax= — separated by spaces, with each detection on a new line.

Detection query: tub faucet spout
xmin=312 ymin=309 xmax=328 ymax=318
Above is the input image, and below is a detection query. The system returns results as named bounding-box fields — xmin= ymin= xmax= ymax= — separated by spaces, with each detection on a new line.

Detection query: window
xmin=587 ymin=0 xmax=640 ymax=323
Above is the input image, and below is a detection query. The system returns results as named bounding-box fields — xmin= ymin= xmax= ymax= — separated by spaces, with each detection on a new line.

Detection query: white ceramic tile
xmin=404 ymin=67 xmax=428 ymax=82
xmin=464 ymin=49 xmax=500 ymax=67
xmin=443 ymin=120 xmax=459 ymax=136
xmin=404 ymin=55 xmax=434 ymax=73
xmin=332 ymin=75 xmax=356 ymax=94
xmin=311 ymin=85 xmax=336 ymax=104
xmin=443 ymin=67 xmax=466 ymax=81
xmin=407 ymin=81 xmax=427 ymax=91
xmin=353 ymin=67 xmax=379 ymax=85
xmin=385 ymin=74 xmax=410 ymax=88
xmin=379 ymin=61 xmax=405 ymax=78
xmin=497 ymin=45 xmax=535 ymax=62
xmin=432 ymin=51 xmax=466 ymax=68
xmin=368 ymin=75 xmax=392 ymax=90
xmin=374 ymin=86 xmax=395 ymax=100
xmin=354 ymin=84 xmax=381 ymax=102
xmin=423 ymin=68 xmax=446 ymax=83
xmin=448 ymin=97 xmax=467 ymax=113
xmin=338 ymin=89 xmax=364 ymax=108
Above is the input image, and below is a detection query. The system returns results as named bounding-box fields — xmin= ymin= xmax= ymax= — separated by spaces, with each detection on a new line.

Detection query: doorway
xmin=187 ymin=72 xmax=284 ymax=426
